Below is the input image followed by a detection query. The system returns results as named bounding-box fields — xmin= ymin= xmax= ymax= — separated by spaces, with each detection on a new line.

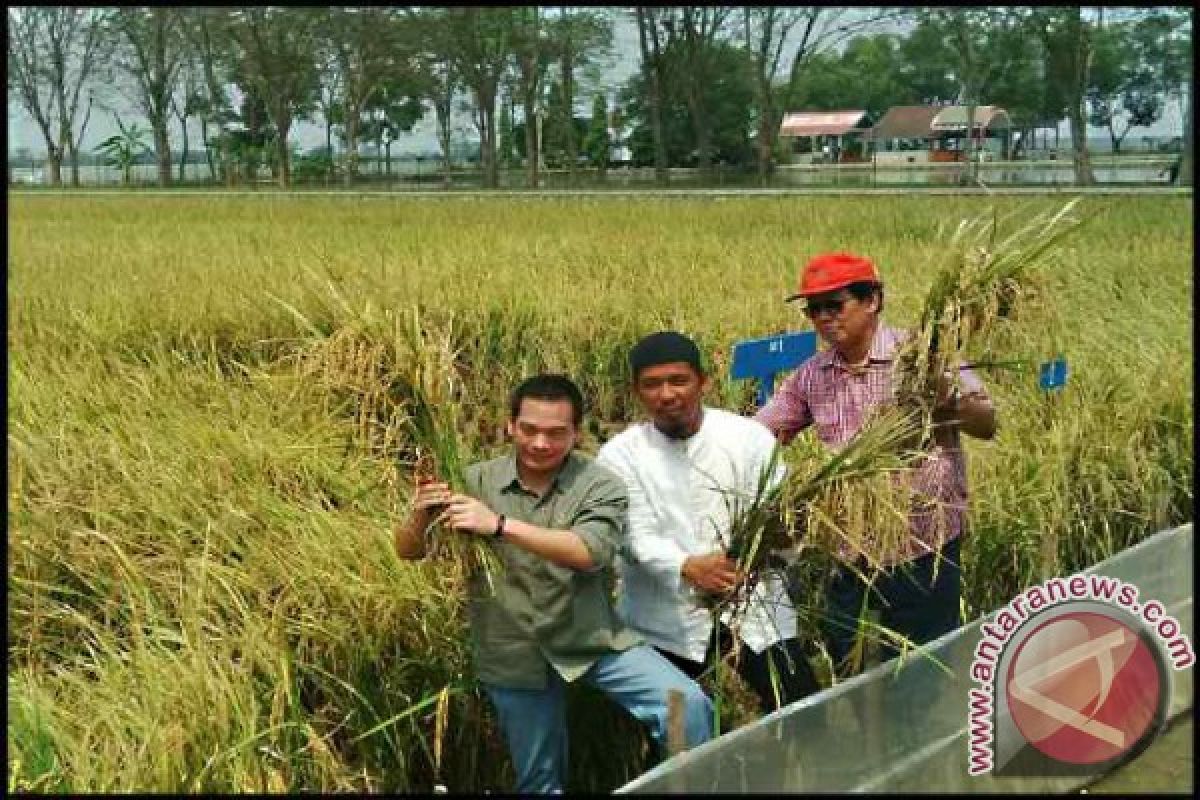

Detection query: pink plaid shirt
xmin=754 ymin=323 xmax=987 ymax=567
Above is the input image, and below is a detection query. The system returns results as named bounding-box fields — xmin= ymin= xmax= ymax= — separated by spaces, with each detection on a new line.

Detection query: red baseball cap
xmin=785 ymin=252 xmax=882 ymax=301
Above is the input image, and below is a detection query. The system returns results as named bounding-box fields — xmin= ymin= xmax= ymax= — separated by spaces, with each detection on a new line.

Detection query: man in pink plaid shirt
xmin=755 ymin=252 xmax=997 ymax=678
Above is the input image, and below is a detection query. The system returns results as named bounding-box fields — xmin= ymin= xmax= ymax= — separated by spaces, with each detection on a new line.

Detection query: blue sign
xmin=730 ymin=331 xmax=818 ymax=407
xmin=1039 ymin=357 xmax=1068 ymax=391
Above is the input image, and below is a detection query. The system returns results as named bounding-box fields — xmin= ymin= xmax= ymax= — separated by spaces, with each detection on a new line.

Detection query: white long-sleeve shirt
xmin=596 ymin=407 xmax=798 ymax=662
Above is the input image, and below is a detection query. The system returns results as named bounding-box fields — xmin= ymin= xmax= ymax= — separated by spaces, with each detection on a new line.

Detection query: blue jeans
xmin=483 ymin=645 xmax=714 ymax=793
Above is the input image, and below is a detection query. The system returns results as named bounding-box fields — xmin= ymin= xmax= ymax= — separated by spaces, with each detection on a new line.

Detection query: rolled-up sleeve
xmin=753 ymin=370 xmax=812 ymax=445
xmin=958 ymin=365 xmax=989 ymax=399
xmin=569 ymin=472 xmax=628 ymax=573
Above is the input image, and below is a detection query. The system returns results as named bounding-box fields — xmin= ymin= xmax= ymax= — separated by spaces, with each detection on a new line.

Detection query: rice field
xmin=7 ymin=193 xmax=1193 ymax=792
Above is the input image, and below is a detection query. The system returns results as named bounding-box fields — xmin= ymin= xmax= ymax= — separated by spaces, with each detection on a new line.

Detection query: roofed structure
xmin=779 ymin=110 xmax=871 ymax=137
xmin=866 ymin=105 xmax=946 ymax=140
xmin=930 ymin=105 xmax=1012 ymax=131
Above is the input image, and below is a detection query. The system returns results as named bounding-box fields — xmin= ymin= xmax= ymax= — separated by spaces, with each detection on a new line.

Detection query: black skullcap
xmin=629 ymin=331 xmax=703 ymax=378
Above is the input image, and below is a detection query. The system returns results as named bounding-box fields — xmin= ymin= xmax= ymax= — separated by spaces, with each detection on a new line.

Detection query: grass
xmin=7 ymin=193 xmax=1192 ymax=792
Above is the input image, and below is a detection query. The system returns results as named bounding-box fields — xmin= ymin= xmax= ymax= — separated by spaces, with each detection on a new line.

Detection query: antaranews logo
xmin=967 ymin=572 xmax=1194 ymax=778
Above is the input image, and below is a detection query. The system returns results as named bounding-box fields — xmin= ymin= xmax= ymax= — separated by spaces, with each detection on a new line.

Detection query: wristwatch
xmin=493 ymin=514 xmax=507 ymax=538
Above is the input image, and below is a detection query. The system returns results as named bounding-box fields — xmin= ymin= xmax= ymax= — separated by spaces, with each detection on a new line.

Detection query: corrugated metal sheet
xmin=931 ymin=105 xmax=1012 ymax=131
xmin=779 ymin=110 xmax=870 ymax=137
xmin=867 ymin=105 xmax=947 ymax=140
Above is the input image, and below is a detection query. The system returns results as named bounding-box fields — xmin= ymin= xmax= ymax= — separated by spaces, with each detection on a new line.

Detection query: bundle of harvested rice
xmin=893 ymin=198 xmax=1083 ymax=435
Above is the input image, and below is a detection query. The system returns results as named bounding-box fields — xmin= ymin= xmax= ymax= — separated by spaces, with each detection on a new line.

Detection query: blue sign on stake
xmin=1039 ymin=357 xmax=1069 ymax=391
xmin=730 ymin=331 xmax=818 ymax=407
xmin=731 ymin=331 xmax=1068 ymax=406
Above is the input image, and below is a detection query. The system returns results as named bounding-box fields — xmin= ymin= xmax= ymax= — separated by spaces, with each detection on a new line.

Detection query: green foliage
xmin=583 ymin=93 xmax=609 ymax=170
xmin=622 ymin=39 xmax=756 ymax=168
xmin=1086 ymin=12 xmax=1185 ymax=153
xmin=93 ymin=123 xmax=149 ymax=186
xmin=794 ymin=35 xmax=919 ymax=116
xmin=541 ymin=80 xmax=589 ymax=169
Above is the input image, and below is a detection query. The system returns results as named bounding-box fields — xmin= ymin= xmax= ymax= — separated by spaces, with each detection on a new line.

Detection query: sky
xmin=6 ymin=9 xmax=1187 ymax=159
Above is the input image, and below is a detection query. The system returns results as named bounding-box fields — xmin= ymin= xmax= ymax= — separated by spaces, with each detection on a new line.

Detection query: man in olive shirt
xmin=395 ymin=374 xmax=712 ymax=794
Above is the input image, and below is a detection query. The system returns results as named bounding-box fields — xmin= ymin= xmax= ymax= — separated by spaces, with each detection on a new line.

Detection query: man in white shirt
xmin=598 ymin=331 xmax=819 ymax=713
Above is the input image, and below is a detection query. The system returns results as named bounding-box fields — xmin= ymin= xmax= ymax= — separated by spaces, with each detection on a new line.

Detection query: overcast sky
xmin=6 ymin=9 xmax=1185 ymax=157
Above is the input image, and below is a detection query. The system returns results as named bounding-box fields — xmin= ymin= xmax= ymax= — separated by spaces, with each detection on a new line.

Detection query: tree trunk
xmin=524 ymin=90 xmax=538 ymax=188
xmin=636 ymin=8 xmax=668 ymax=186
xmin=1178 ymin=79 xmax=1192 ymax=186
xmin=48 ymin=149 xmax=63 ymax=187
xmin=478 ymin=88 xmax=498 ymax=189
xmin=178 ymin=113 xmax=189 ymax=183
xmin=1067 ymin=8 xmax=1094 ymax=186
xmin=67 ymin=140 xmax=81 ymax=187
xmin=1067 ymin=103 xmax=1094 ymax=185
xmin=562 ymin=45 xmax=576 ymax=186
xmin=325 ymin=116 xmax=334 ymax=183
xmin=962 ymin=101 xmax=978 ymax=184
xmin=687 ymin=85 xmax=713 ymax=175
xmin=436 ymin=100 xmax=452 ymax=189
xmin=756 ymin=92 xmax=774 ymax=186
xmin=200 ymin=120 xmax=215 ymax=181
xmin=276 ymin=117 xmax=291 ymax=189
xmin=154 ymin=121 xmax=172 ymax=187
xmin=223 ymin=136 xmax=235 ymax=187
xmin=344 ymin=108 xmax=360 ymax=187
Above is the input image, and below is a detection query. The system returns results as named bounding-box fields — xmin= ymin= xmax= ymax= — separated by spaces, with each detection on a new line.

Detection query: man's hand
xmin=932 ymin=369 xmax=997 ymax=441
xmin=932 ymin=370 xmax=959 ymax=413
xmin=681 ymin=552 xmax=742 ymax=595
xmin=445 ymin=494 xmax=501 ymax=537
xmin=412 ymin=480 xmax=452 ymax=518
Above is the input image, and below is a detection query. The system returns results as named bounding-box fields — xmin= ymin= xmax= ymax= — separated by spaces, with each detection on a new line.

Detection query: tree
xmin=1021 ymin=8 xmax=1098 ymax=184
xmin=634 ymin=7 xmax=671 ymax=184
xmin=180 ymin=8 xmax=238 ymax=184
xmin=170 ymin=73 xmax=206 ymax=183
xmin=407 ymin=8 xmax=462 ymax=188
xmin=621 ymin=39 xmax=755 ymax=169
xmin=674 ymin=6 xmax=736 ymax=176
xmin=111 ymin=8 xmax=189 ymax=187
xmin=1131 ymin=8 xmax=1191 ymax=184
xmin=1087 ymin=18 xmax=1162 ymax=154
xmin=541 ymin=79 xmax=589 ymax=168
xmin=8 ymin=8 xmax=111 ymax=187
xmin=322 ymin=8 xmax=420 ymax=186
xmin=896 ymin=20 xmax=958 ymax=104
xmin=544 ymin=8 xmax=612 ymax=186
xmin=510 ymin=6 xmax=549 ymax=187
xmin=313 ymin=36 xmax=344 ymax=182
xmin=583 ymin=92 xmax=610 ymax=175
xmin=227 ymin=7 xmax=322 ymax=188
xmin=444 ymin=8 xmax=514 ymax=189
xmin=93 ymin=114 xmax=149 ymax=186
xmin=792 ymin=34 xmax=918 ymax=116
xmin=743 ymin=9 xmax=901 ymax=183
xmin=359 ymin=77 xmax=425 ymax=177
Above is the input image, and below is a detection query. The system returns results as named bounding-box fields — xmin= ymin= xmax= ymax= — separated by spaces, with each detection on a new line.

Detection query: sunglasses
xmin=802 ymin=296 xmax=849 ymax=317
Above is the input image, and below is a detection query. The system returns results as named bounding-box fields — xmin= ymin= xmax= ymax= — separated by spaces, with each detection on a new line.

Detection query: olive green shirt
xmin=462 ymin=451 xmax=641 ymax=690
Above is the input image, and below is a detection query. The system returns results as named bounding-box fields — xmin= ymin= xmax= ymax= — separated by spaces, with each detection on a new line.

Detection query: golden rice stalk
xmin=894 ymin=198 xmax=1083 ymax=431
xmin=719 ymin=406 xmax=923 ymax=603
xmin=281 ymin=286 xmax=504 ymax=591
xmin=389 ymin=306 xmax=505 ymax=593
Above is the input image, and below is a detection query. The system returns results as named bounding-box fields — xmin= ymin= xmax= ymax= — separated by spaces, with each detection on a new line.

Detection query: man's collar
xmin=499 ymin=451 xmax=576 ymax=495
